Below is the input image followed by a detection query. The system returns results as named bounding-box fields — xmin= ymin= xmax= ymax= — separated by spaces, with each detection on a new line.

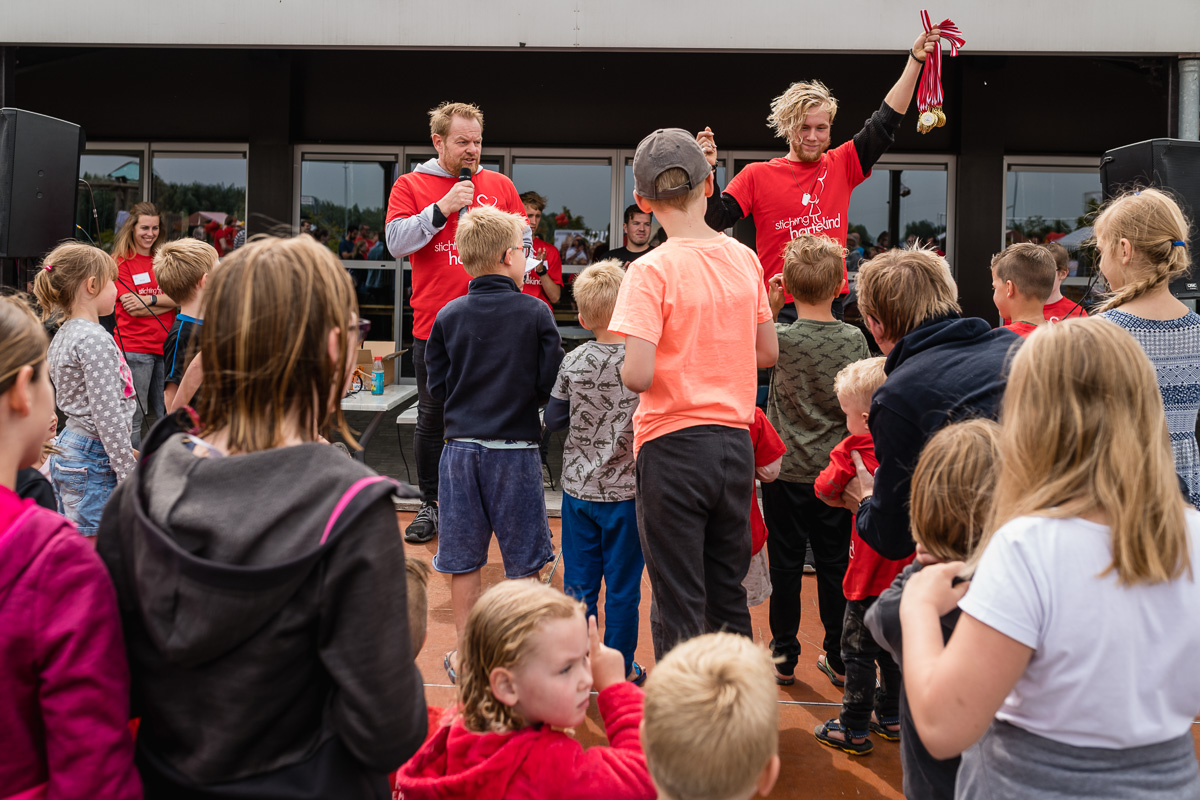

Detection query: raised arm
xmin=696 ymin=127 xmax=746 ymax=231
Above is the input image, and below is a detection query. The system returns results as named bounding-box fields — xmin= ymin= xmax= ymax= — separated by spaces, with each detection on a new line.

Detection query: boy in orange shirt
xmin=609 ymin=128 xmax=778 ymax=658
xmin=990 ymin=243 xmax=1056 ymax=338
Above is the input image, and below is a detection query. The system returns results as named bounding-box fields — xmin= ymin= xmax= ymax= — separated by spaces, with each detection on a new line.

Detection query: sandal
xmin=814 ymin=719 xmax=873 ymax=755
xmin=816 ymin=654 xmax=846 ymax=688
xmin=628 ymin=661 xmax=647 ymax=686
xmin=774 ymin=666 xmax=795 ymax=686
xmin=869 ymin=713 xmax=901 ymax=742
xmin=443 ymin=650 xmax=458 ymax=685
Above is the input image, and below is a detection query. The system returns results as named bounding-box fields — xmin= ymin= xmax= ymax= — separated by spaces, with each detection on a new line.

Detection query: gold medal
xmin=934 ymin=106 xmax=946 ymax=127
xmin=918 ymin=110 xmax=937 ymax=134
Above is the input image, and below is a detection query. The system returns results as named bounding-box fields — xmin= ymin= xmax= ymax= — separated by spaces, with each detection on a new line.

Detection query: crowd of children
xmin=3 ymin=121 xmax=1200 ymax=800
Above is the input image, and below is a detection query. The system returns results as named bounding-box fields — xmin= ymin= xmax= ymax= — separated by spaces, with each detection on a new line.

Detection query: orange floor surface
xmin=399 ymin=511 xmax=1200 ymax=798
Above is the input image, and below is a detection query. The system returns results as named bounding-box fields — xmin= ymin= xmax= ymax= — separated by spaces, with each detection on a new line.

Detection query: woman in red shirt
xmin=111 ymin=202 xmax=176 ymax=447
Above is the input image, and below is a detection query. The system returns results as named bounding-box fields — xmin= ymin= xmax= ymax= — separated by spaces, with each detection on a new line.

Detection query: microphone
xmin=458 ymin=167 xmax=472 ymax=219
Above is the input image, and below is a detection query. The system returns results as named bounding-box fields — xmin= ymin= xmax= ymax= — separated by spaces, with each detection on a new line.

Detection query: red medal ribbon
xmin=917 ymin=11 xmax=966 ymax=113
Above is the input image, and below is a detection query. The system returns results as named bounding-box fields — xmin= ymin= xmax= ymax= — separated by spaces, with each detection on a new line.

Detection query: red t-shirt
xmin=522 ymin=236 xmax=564 ymax=308
xmin=1043 ymin=295 xmax=1087 ymax=323
xmin=114 ymin=253 xmax=175 ymax=355
xmin=750 ymin=407 xmax=787 ymax=555
xmin=815 ymin=433 xmax=913 ymax=600
xmin=1002 ymin=295 xmax=1087 ymax=326
xmin=723 ymin=141 xmax=868 ymax=300
xmin=386 ymin=167 xmax=528 ymax=339
xmin=1003 ymin=321 xmax=1040 ymax=339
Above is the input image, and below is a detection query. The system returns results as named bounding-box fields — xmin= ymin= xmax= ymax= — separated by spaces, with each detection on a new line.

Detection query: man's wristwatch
xmin=149 ymin=294 xmax=157 ymax=307
xmin=535 ymin=264 xmax=548 ymax=276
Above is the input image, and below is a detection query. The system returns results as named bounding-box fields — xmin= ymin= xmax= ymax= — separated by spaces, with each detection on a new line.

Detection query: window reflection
xmin=848 ymin=166 xmax=948 ymax=256
xmin=151 ymin=153 xmax=247 ymax=245
xmin=513 ymin=158 xmax=612 ymax=263
xmin=301 ymin=156 xmax=399 ymax=344
xmin=1005 ymin=169 xmax=1101 ymax=277
xmin=77 ymin=152 xmax=143 ymax=252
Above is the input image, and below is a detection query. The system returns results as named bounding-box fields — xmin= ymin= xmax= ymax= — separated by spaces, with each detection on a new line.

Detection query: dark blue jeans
xmin=840 ymin=597 xmax=900 ymax=735
xmin=561 ymin=494 xmax=643 ymax=674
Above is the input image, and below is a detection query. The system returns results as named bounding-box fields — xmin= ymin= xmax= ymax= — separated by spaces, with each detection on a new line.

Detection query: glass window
xmin=150 ymin=151 xmax=247 ymax=243
xmin=301 ymin=155 xmax=400 ymax=345
xmin=512 ymin=157 xmax=612 ymax=268
xmin=1005 ymin=167 xmax=1101 ymax=279
xmin=848 ymin=165 xmax=949 ymax=256
xmin=77 ymin=151 xmax=143 ymax=252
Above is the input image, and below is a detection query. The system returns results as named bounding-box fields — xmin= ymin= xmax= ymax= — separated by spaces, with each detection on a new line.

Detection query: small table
xmin=341 ymin=383 xmax=418 ymax=463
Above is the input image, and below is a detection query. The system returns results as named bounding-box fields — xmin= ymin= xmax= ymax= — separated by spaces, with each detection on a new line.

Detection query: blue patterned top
xmin=1101 ymin=309 xmax=1200 ymax=508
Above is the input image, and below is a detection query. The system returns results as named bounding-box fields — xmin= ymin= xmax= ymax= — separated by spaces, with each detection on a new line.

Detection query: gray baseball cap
xmin=633 ymin=128 xmax=711 ymax=200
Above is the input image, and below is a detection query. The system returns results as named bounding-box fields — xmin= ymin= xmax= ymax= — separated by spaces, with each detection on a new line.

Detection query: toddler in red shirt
xmin=394 ymin=580 xmax=655 ymax=800
xmin=745 ymin=407 xmax=786 ymax=608
xmin=813 ymin=356 xmax=914 ymax=755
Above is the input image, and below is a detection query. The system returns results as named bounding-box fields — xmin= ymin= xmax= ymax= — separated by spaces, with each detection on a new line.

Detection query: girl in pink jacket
xmin=0 ymin=294 xmax=140 ymax=800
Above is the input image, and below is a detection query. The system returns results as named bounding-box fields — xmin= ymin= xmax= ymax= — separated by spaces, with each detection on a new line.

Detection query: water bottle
xmin=372 ymin=356 xmax=385 ymax=395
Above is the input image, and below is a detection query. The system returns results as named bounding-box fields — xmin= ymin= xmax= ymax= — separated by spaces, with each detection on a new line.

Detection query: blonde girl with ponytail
xmin=32 ymin=242 xmax=138 ymax=535
xmin=1093 ymin=187 xmax=1200 ymax=508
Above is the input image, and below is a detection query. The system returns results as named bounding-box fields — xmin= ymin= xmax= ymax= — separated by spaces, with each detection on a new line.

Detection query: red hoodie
xmin=394 ymin=682 xmax=654 ymax=800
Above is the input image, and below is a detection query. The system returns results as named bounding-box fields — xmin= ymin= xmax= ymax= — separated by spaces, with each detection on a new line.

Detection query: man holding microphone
xmin=386 ymin=101 xmax=531 ymax=543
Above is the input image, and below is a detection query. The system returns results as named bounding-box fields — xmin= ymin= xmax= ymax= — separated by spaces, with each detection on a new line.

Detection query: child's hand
xmin=914 ymin=542 xmax=943 ymax=566
xmin=588 ymin=615 xmax=626 ymax=692
xmin=901 ymin=561 xmax=969 ymax=617
xmin=767 ymin=274 xmax=786 ymax=320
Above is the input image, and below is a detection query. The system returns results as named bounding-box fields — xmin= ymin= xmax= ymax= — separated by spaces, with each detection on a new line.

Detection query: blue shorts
xmin=433 ymin=441 xmax=554 ymax=578
xmin=50 ymin=429 xmax=119 ymax=537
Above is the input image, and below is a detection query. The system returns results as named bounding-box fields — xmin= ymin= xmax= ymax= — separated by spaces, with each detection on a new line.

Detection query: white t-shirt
xmin=959 ymin=511 xmax=1200 ymax=749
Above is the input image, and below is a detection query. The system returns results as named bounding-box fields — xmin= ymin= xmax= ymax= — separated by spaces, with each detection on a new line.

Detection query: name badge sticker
xmin=132 ymin=272 xmax=151 ymax=286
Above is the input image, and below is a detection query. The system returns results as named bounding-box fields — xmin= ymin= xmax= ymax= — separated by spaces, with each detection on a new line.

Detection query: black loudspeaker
xmin=1100 ymin=138 xmax=1200 ymax=299
xmin=0 ymin=109 xmax=85 ymax=259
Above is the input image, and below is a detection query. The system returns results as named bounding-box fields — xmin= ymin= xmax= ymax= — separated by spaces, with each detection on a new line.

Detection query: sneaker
xmin=405 ymin=502 xmax=438 ymax=544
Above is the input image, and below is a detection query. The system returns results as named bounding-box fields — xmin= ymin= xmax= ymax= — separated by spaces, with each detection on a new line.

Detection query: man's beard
xmin=791 ymin=141 xmax=829 ymax=163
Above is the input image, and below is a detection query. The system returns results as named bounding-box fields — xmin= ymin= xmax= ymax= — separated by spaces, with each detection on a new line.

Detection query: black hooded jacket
xmin=97 ymin=415 xmax=426 ymax=799
xmin=855 ymin=315 xmax=1019 ymax=560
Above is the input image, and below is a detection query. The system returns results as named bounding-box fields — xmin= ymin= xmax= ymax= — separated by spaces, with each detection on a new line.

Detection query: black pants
xmin=410 ymin=337 xmax=445 ymax=505
xmin=840 ymin=597 xmax=901 ymax=734
xmin=636 ymin=426 xmax=754 ymax=659
xmin=761 ymin=479 xmax=850 ymax=674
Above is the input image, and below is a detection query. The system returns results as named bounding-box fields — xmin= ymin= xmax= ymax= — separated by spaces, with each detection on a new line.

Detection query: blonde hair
xmin=0 ymin=294 xmax=49 ymax=397
xmin=195 ymin=236 xmax=359 ymax=454
xmin=991 ymin=242 xmax=1056 ymax=303
xmin=1094 ymin=187 xmax=1193 ymax=313
xmin=405 ymin=558 xmax=431 ymax=656
xmin=456 ymin=206 xmax=524 ymax=278
xmin=428 ymin=101 xmax=484 ymax=138
xmin=1044 ymin=241 xmax=1070 ymax=275
xmin=572 ymin=260 xmax=624 ymax=330
xmin=768 ymin=80 xmax=839 ymax=143
xmin=911 ymin=420 xmax=1001 ymax=563
xmin=782 ymin=234 xmax=845 ymax=303
xmin=857 ymin=246 xmax=960 ymax=342
xmin=643 ymin=633 xmax=778 ymax=800
xmin=834 ymin=356 xmax=886 ymax=408
xmin=31 ymin=243 xmax=117 ymax=322
xmin=458 ymin=580 xmax=585 ymax=734
xmin=974 ymin=317 xmax=1189 ymax=585
xmin=644 ymin=167 xmax=706 ymax=213
xmin=154 ymin=238 xmax=218 ymax=304
xmin=111 ymin=201 xmax=166 ymax=261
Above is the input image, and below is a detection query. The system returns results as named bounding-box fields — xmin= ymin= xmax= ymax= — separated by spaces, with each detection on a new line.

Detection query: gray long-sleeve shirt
xmin=47 ymin=318 xmax=138 ymax=481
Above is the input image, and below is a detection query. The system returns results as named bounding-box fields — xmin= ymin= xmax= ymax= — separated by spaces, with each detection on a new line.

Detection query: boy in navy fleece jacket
xmin=425 ymin=205 xmax=565 ymax=667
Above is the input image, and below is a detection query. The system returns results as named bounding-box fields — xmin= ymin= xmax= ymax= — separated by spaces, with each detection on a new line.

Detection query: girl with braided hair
xmin=1095 ymin=187 xmax=1200 ymax=507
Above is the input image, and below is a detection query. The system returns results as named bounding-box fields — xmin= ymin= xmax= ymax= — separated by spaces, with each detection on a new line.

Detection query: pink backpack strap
xmin=320 ymin=476 xmax=397 ymax=545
